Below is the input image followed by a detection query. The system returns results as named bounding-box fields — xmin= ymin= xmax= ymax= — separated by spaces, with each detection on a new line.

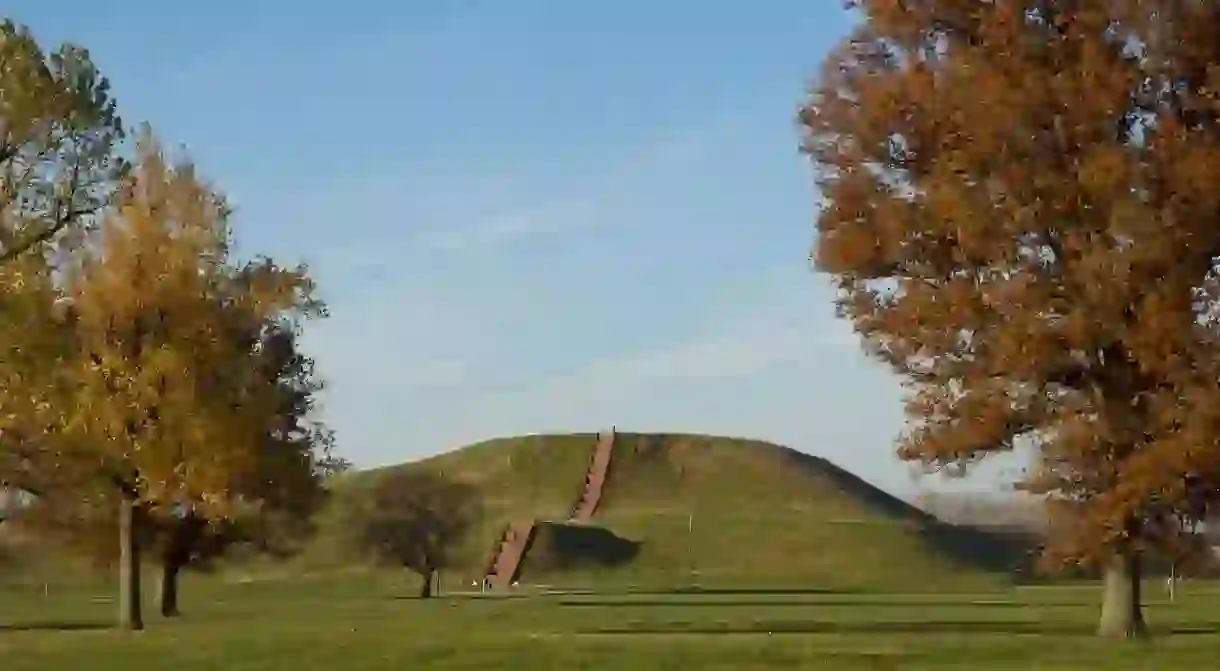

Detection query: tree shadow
xmin=582 ymin=619 xmax=1220 ymax=636
xmin=0 ymin=620 xmax=111 ymax=633
xmin=580 ymin=619 xmax=1220 ymax=634
xmin=1169 ymin=625 xmax=1220 ymax=635
xmin=622 ymin=587 xmax=846 ymax=596
xmin=560 ymin=598 xmax=1047 ymax=608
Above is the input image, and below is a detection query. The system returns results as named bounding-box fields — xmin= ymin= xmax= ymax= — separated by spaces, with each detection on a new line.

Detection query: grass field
xmin=3 ymin=573 xmax=1219 ymax=669
xmin=0 ymin=434 xmax=1178 ymax=667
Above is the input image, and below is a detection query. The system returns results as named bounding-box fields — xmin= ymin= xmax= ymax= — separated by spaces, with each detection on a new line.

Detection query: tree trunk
xmin=118 ymin=496 xmax=143 ymax=631
xmin=419 ymin=569 xmax=434 ymax=599
xmin=1097 ymin=552 xmax=1148 ymax=639
xmin=157 ymin=513 xmax=203 ymax=618
xmin=159 ymin=561 xmax=182 ymax=617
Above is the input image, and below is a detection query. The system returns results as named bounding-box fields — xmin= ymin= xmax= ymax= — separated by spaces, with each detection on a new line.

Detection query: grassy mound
xmin=306 ymin=433 xmax=1031 ymax=592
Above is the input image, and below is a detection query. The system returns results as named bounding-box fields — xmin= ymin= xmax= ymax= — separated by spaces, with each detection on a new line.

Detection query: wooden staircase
xmin=570 ymin=428 xmax=616 ymax=523
xmin=479 ymin=428 xmax=617 ymax=590
xmin=482 ymin=520 xmax=535 ymax=589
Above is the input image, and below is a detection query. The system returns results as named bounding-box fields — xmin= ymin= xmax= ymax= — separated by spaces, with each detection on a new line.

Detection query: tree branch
xmin=0 ymin=204 xmax=101 ymax=264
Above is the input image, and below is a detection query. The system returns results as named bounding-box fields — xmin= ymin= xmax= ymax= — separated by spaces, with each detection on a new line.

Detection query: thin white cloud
xmin=569 ymin=318 xmax=844 ymax=385
xmin=471 ymin=269 xmax=857 ymax=409
xmin=414 ymin=198 xmax=596 ymax=251
xmin=408 ymin=121 xmax=720 ymax=252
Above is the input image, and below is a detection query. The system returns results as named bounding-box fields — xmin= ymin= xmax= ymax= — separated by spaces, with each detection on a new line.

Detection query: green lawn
xmin=3 ymin=574 xmax=1219 ymax=669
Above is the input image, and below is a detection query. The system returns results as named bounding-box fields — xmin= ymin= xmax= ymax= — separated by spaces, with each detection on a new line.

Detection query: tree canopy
xmin=0 ymin=19 xmax=125 ymax=263
xmin=801 ymin=0 xmax=1220 ymax=638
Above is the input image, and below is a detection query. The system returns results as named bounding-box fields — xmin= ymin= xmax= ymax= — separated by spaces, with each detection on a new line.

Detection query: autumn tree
xmin=5 ymin=269 xmax=334 ymax=620
xmin=0 ymin=253 xmax=82 ymax=498
xmin=154 ymin=322 xmax=334 ymax=618
xmin=0 ymin=19 xmax=125 ymax=263
xmin=342 ymin=469 xmax=480 ymax=598
xmin=55 ymin=129 xmax=322 ymax=630
xmin=0 ymin=16 xmax=125 ymax=606
xmin=801 ymin=1 xmax=1220 ymax=639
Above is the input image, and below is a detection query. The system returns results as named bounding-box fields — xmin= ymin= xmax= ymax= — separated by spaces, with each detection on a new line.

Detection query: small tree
xmin=343 ymin=470 xmax=480 ymax=598
xmin=801 ymin=2 xmax=1220 ymax=639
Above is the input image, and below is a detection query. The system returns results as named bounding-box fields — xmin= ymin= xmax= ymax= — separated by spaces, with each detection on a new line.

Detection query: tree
xmin=800 ymin=1 xmax=1220 ymax=639
xmin=0 ymin=18 xmax=126 ymax=605
xmin=342 ymin=469 xmax=480 ymax=598
xmin=4 ymin=226 xmax=333 ymax=624
xmin=0 ymin=19 xmax=126 ymax=264
xmin=57 ymin=129 xmax=320 ymax=630
xmin=154 ymin=323 xmax=334 ymax=618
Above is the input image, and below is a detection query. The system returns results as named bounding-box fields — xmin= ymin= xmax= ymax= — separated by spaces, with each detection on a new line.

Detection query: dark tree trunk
xmin=118 ymin=496 xmax=143 ymax=631
xmin=419 ymin=569 xmax=434 ymax=599
xmin=1098 ymin=551 xmax=1148 ymax=639
xmin=159 ymin=561 xmax=182 ymax=617
xmin=157 ymin=513 xmax=205 ymax=618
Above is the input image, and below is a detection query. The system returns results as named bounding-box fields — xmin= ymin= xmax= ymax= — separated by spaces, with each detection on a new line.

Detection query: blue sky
xmin=13 ymin=1 xmax=1023 ymax=496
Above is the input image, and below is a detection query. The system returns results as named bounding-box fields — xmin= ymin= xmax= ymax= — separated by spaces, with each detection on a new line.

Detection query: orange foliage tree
xmin=801 ymin=1 xmax=1220 ymax=638
xmin=54 ymin=129 xmax=324 ymax=630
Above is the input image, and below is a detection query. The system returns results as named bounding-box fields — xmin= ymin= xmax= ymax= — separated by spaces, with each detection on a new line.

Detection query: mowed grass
xmin=3 ymin=574 xmax=1220 ymax=669
xmin=0 ymin=435 xmax=1106 ymax=668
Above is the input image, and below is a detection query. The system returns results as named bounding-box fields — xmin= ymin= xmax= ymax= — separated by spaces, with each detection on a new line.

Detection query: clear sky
xmin=11 ymin=1 xmax=1022 ymax=496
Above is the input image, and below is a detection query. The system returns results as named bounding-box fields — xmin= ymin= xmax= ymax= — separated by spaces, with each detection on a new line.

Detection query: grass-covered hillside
xmin=304 ymin=433 xmax=1033 ymax=592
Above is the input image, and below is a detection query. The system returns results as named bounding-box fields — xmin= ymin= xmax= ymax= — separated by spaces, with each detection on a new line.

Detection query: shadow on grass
xmin=0 ymin=620 xmax=111 ymax=633
xmin=581 ymin=619 xmax=1220 ymax=636
xmin=392 ymin=592 xmax=551 ymax=601
xmin=621 ymin=587 xmax=846 ymax=596
xmin=560 ymin=598 xmax=1084 ymax=608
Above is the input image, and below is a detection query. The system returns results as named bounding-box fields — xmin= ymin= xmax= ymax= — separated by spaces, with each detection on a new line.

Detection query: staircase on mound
xmin=569 ymin=427 xmax=616 ymax=523
xmin=481 ymin=428 xmax=617 ymax=589
xmin=482 ymin=520 xmax=534 ymax=588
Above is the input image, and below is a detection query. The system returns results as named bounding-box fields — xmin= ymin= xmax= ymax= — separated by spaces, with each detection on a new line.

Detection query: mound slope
xmin=314 ymin=433 xmax=1030 ymax=592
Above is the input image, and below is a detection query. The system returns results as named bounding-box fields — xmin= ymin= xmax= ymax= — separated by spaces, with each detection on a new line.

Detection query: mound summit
xmin=318 ymin=432 xmax=1031 ymax=592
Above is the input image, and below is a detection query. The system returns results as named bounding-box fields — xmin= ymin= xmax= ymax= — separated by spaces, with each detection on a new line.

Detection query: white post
xmin=688 ymin=512 xmax=694 ymax=587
